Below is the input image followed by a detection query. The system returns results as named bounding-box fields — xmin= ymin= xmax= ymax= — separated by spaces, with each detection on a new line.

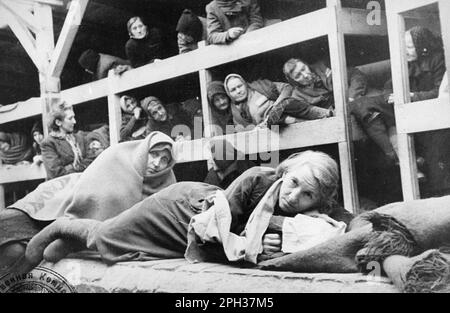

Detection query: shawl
xmin=0 ymin=132 xmax=33 ymax=165
xmin=10 ymin=131 xmax=176 ymax=222
xmin=185 ymin=179 xmax=283 ymax=264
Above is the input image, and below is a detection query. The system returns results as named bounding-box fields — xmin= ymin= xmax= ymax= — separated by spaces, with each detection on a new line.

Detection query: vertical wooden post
xmin=439 ymin=0 xmax=450 ymax=102
xmin=386 ymin=1 xmax=420 ymax=200
xmin=107 ymin=70 xmax=122 ymax=146
xmin=198 ymin=41 xmax=215 ymax=139
xmin=0 ymin=185 xmax=5 ymax=211
xmin=328 ymin=0 xmax=360 ymax=213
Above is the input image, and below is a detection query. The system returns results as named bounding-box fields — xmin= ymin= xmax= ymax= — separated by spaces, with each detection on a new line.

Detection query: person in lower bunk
xmin=24 ymin=150 xmax=351 ymax=268
xmin=30 ymin=121 xmax=44 ymax=165
xmin=224 ymin=74 xmax=333 ymax=129
xmin=0 ymin=131 xmax=176 ymax=275
xmin=207 ymin=81 xmax=234 ymax=135
xmin=119 ymin=95 xmax=149 ymax=142
xmin=86 ymin=124 xmax=110 ymax=159
xmin=0 ymin=131 xmax=33 ymax=166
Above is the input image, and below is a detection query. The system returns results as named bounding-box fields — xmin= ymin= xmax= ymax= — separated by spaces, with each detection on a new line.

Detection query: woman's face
xmin=57 ymin=109 xmax=76 ymax=134
xmin=213 ymin=94 xmax=230 ymax=111
xmin=121 ymin=97 xmax=138 ymax=114
xmin=288 ymin=60 xmax=315 ymax=86
xmin=89 ymin=140 xmax=104 ymax=157
xmin=405 ymin=31 xmax=418 ymax=62
xmin=129 ymin=19 xmax=148 ymax=39
xmin=278 ymin=166 xmax=320 ymax=215
xmin=146 ymin=149 xmax=171 ymax=175
xmin=33 ymin=131 xmax=44 ymax=145
xmin=148 ymin=102 xmax=168 ymax=122
xmin=226 ymin=77 xmax=248 ymax=103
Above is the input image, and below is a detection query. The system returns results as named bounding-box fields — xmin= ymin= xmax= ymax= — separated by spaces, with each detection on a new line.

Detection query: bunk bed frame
xmin=0 ymin=0 xmax=448 ymax=213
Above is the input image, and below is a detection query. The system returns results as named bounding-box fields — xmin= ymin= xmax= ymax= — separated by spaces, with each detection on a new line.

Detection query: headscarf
xmin=86 ymin=125 xmax=110 ymax=149
xmin=140 ymin=96 xmax=162 ymax=117
xmin=25 ymin=131 xmax=176 ymax=221
xmin=224 ymin=74 xmax=253 ymax=125
xmin=207 ymin=81 xmax=233 ymax=133
xmin=0 ymin=132 xmax=33 ymax=165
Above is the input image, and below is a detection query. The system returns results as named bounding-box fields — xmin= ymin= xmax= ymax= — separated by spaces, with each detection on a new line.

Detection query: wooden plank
xmin=2 ymin=0 xmax=39 ymax=33
xmin=107 ymin=70 xmax=121 ymax=146
xmin=339 ymin=8 xmax=388 ymax=36
xmin=48 ymin=0 xmax=89 ymax=78
xmin=395 ymin=98 xmax=450 ymax=134
xmin=199 ymin=69 xmax=214 ymax=138
xmin=0 ymin=184 xmax=4 ymax=210
xmin=60 ymin=79 xmax=109 ymax=105
xmin=439 ymin=0 xmax=450 ymax=92
xmin=329 ymin=3 xmax=359 ymax=214
xmin=115 ymin=8 xmax=332 ymax=93
xmin=0 ymin=164 xmax=46 ymax=184
xmin=0 ymin=3 xmax=42 ymax=71
xmin=386 ymin=3 xmax=420 ymax=200
xmin=388 ymin=0 xmax=438 ymax=14
xmin=0 ymin=98 xmax=42 ymax=124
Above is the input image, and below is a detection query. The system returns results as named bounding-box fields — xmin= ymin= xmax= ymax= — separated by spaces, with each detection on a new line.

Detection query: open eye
xmin=303 ymin=191 xmax=314 ymax=199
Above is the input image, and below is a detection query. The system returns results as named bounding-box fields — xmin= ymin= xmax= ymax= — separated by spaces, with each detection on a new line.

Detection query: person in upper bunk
xmin=140 ymin=96 xmax=193 ymax=141
xmin=125 ymin=16 xmax=165 ymax=68
xmin=119 ymin=95 xmax=149 ymax=142
xmin=78 ymin=49 xmax=131 ymax=81
xmin=30 ymin=121 xmax=44 ymax=165
xmin=207 ymin=81 xmax=234 ymax=135
xmin=204 ymin=138 xmax=257 ymax=189
xmin=350 ymin=26 xmax=448 ymax=187
xmin=176 ymin=9 xmax=207 ymax=54
xmin=282 ymin=57 xmax=368 ymax=112
xmin=206 ymin=0 xmax=263 ymax=45
xmin=223 ymin=73 xmax=333 ymax=129
xmin=40 ymin=102 xmax=94 ymax=179
xmin=0 ymin=131 xmax=33 ymax=166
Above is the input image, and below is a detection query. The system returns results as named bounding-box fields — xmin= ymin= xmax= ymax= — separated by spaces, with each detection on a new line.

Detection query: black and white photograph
xmin=0 ymin=0 xmax=450 ymax=298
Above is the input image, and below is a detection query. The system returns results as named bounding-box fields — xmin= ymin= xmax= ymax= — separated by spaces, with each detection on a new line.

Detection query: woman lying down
xmin=24 ymin=150 xmax=351 ymax=269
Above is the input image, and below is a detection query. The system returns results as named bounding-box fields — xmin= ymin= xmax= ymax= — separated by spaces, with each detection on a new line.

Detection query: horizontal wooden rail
xmin=395 ymin=97 xmax=450 ymax=134
xmin=389 ymin=0 xmax=438 ymax=14
xmin=0 ymin=163 xmax=46 ymax=184
xmin=339 ymin=8 xmax=387 ymax=36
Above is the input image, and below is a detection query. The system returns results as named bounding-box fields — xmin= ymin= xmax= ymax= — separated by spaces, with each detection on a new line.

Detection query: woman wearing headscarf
xmin=125 ymin=16 xmax=165 ymax=68
xmin=86 ymin=124 xmax=110 ymax=159
xmin=30 ymin=122 xmax=44 ymax=165
xmin=207 ymin=81 xmax=234 ymax=135
xmin=0 ymin=131 xmax=176 ymax=274
xmin=119 ymin=95 xmax=148 ymax=142
xmin=0 ymin=131 xmax=33 ymax=165
xmin=206 ymin=0 xmax=263 ymax=44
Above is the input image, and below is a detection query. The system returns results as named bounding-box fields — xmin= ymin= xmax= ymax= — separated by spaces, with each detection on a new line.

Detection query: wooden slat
xmin=339 ymin=8 xmax=388 ymax=36
xmin=0 ymin=98 xmax=42 ymax=124
xmin=0 ymin=185 xmax=5 ymax=210
xmin=60 ymin=79 xmax=109 ymax=105
xmin=48 ymin=0 xmax=89 ymax=78
xmin=0 ymin=164 xmax=46 ymax=184
xmin=386 ymin=1 xmax=420 ymax=200
xmin=388 ymin=0 xmax=438 ymax=14
xmin=115 ymin=8 xmax=332 ymax=93
xmin=107 ymin=70 xmax=121 ymax=146
xmin=395 ymin=98 xmax=450 ymax=133
xmin=439 ymin=0 xmax=450 ymax=91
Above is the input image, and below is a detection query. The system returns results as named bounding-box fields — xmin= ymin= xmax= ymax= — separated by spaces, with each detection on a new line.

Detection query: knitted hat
xmin=207 ymin=81 xmax=228 ymax=105
xmin=78 ymin=49 xmax=100 ymax=73
xmin=176 ymin=9 xmax=203 ymax=42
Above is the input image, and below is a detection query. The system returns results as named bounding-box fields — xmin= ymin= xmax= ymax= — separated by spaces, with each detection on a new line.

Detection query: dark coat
xmin=206 ymin=0 xmax=263 ymax=44
xmin=146 ymin=103 xmax=193 ymax=140
xmin=125 ymin=28 xmax=164 ymax=68
xmin=41 ymin=132 xmax=93 ymax=179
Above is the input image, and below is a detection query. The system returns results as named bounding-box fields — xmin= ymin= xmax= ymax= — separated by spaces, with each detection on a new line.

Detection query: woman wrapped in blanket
xmin=25 ymin=150 xmax=352 ymax=269
xmin=0 ymin=131 xmax=176 ymax=275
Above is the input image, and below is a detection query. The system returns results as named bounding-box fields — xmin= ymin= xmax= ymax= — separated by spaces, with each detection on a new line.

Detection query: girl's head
xmin=405 ymin=26 xmax=442 ymax=62
xmin=224 ymin=74 xmax=248 ymax=103
xmin=276 ymin=151 xmax=339 ymax=215
xmin=207 ymin=81 xmax=231 ymax=111
xmin=48 ymin=102 xmax=76 ymax=134
xmin=120 ymin=95 xmax=138 ymax=114
xmin=283 ymin=58 xmax=315 ymax=87
xmin=141 ymin=96 xmax=168 ymax=122
xmin=31 ymin=122 xmax=44 ymax=145
xmin=0 ymin=131 xmax=10 ymax=152
xmin=127 ymin=16 xmax=148 ymax=39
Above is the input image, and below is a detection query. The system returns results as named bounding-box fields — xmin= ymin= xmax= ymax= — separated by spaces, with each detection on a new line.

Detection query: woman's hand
xmin=262 ymin=233 xmax=282 ymax=255
xmin=133 ymin=107 xmax=142 ymax=119
xmin=227 ymin=27 xmax=244 ymax=40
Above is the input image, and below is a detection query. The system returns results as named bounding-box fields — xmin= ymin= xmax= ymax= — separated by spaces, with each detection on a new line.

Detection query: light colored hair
xmin=283 ymin=58 xmax=309 ymax=87
xmin=127 ymin=16 xmax=145 ymax=37
xmin=276 ymin=150 xmax=340 ymax=213
xmin=48 ymin=101 xmax=73 ymax=131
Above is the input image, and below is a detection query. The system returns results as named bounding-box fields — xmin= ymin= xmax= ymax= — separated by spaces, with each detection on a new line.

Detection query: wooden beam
xmin=396 ymin=98 xmax=450 ymax=133
xmin=439 ymin=0 xmax=450 ymax=96
xmin=60 ymin=79 xmax=109 ymax=105
xmin=2 ymin=0 xmax=39 ymax=33
xmin=0 ymin=184 xmax=4 ymax=210
xmin=329 ymin=3 xmax=360 ymax=214
xmin=107 ymin=70 xmax=121 ymax=146
xmin=0 ymin=164 xmax=46 ymax=184
xmin=0 ymin=2 xmax=42 ymax=71
xmin=388 ymin=0 xmax=438 ymax=14
xmin=47 ymin=0 xmax=89 ymax=78
xmin=386 ymin=2 xmax=420 ymax=200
